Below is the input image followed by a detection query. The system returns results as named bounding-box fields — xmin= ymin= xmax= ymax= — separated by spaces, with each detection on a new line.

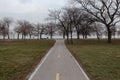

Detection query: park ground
xmin=66 ymin=39 xmax=120 ymax=80
xmin=0 ymin=39 xmax=55 ymax=80
xmin=0 ymin=39 xmax=120 ymax=80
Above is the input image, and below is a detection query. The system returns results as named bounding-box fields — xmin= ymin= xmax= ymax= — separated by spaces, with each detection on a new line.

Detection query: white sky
xmin=0 ymin=0 xmax=69 ymax=23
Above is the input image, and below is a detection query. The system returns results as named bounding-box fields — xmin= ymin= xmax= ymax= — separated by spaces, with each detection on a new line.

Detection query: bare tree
xmin=27 ymin=24 xmax=34 ymax=39
xmin=80 ymin=21 xmax=93 ymax=39
xmin=74 ymin=12 xmax=95 ymax=39
xmin=63 ymin=7 xmax=95 ymax=41
xmin=62 ymin=7 xmax=84 ymax=39
xmin=35 ymin=23 xmax=46 ymax=39
xmin=0 ymin=20 xmax=8 ymax=40
xmin=14 ymin=26 xmax=21 ymax=39
xmin=17 ymin=20 xmax=32 ymax=39
xmin=57 ymin=23 xmax=66 ymax=39
xmin=48 ymin=10 xmax=70 ymax=43
xmin=68 ymin=7 xmax=83 ymax=39
xmin=3 ymin=17 xmax=12 ymax=39
xmin=45 ymin=22 xmax=56 ymax=39
xmin=75 ymin=0 xmax=120 ymax=43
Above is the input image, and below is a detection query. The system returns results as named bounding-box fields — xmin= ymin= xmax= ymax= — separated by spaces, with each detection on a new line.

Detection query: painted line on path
xmin=56 ymin=73 xmax=60 ymax=80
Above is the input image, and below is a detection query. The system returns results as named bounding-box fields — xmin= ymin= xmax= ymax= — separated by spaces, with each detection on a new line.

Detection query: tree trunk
xmin=50 ymin=33 xmax=52 ymax=39
xmin=77 ymin=31 xmax=80 ymax=39
xmin=70 ymin=30 xmax=73 ymax=44
xmin=96 ymin=32 xmax=100 ymax=40
xmin=17 ymin=33 xmax=20 ymax=39
xmin=8 ymin=25 xmax=10 ymax=39
xmin=107 ymin=28 xmax=112 ymax=43
xmin=97 ymin=34 xmax=100 ymax=40
xmin=66 ymin=32 xmax=69 ymax=44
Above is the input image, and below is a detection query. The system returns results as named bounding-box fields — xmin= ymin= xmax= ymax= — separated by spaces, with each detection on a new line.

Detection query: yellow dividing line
xmin=56 ymin=73 xmax=60 ymax=80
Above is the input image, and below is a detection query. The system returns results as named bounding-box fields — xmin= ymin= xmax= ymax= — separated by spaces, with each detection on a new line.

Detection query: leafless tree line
xmin=0 ymin=17 xmax=56 ymax=40
xmin=75 ymin=0 xmax=120 ymax=43
xmin=47 ymin=0 xmax=120 ymax=43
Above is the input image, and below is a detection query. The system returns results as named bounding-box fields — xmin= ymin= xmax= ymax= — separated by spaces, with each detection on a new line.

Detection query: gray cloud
xmin=19 ymin=0 xmax=34 ymax=4
xmin=0 ymin=0 xmax=68 ymax=23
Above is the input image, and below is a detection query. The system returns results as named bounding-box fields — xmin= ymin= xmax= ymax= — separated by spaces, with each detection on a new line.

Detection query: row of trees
xmin=47 ymin=0 xmax=120 ymax=43
xmin=76 ymin=0 xmax=120 ymax=43
xmin=0 ymin=17 xmax=57 ymax=40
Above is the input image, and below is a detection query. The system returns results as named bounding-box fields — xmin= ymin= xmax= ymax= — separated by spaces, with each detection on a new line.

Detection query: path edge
xmin=27 ymin=42 xmax=55 ymax=80
xmin=64 ymin=42 xmax=90 ymax=80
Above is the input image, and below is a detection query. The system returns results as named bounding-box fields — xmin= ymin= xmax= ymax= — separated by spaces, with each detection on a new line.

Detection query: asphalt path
xmin=28 ymin=39 xmax=90 ymax=80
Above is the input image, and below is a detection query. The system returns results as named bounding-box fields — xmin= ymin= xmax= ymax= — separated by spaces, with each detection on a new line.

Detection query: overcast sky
xmin=0 ymin=0 xmax=69 ymax=23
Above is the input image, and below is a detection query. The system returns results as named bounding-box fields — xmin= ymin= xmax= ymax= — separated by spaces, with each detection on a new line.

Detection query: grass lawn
xmin=0 ymin=39 xmax=55 ymax=80
xmin=66 ymin=39 xmax=120 ymax=80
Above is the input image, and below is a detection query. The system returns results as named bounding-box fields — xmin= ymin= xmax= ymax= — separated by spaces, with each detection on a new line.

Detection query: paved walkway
xmin=28 ymin=39 xmax=89 ymax=80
